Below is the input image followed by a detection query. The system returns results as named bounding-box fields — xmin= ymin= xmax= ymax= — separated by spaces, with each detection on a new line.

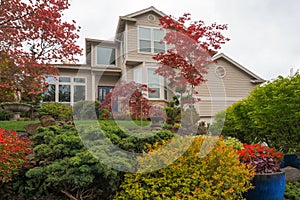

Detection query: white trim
xmin=146 ymin=65 xmax=165 ymax=100
xmin=91 ymin=73 xmax=96 ymax=101
xmin=213 ymin=53 xmax=265 ymax=82
xmin=215 ymin=65 xmax=226 ymax=79
xmin=44 ymin=76 xmax=87 ymax=106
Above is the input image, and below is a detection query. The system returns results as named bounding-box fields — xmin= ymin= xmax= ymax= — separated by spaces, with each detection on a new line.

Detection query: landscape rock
xmin=40 ymin=115 xmax=55 ymax=127
xmin=284 ymin=166 xmax=300 ymax=182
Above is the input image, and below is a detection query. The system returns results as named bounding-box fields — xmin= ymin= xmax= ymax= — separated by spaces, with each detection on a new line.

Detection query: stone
xmin=284 ymin=166 xmax=300 ymax=182
xmin=24 ymin=123 xmax=41 ymax=135
xmin=40 ymin=115 xmax=55 ymax=127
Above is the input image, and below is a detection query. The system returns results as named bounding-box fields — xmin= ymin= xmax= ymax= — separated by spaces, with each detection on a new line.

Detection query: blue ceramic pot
xmin=244 ymin=170 xmax=286 ymax=200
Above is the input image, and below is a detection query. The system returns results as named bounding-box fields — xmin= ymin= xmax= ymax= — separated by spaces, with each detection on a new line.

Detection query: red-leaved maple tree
xmin=0 ymin=0 xmax=82 ymax=101
xmin=101 ymin=81 xmax=154 ymax=120
xmin=153 ymin=13 xmax=230 ymax=103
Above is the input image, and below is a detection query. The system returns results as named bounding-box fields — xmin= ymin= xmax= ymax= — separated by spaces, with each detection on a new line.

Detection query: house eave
xmin=213 ymin=53 xmax=265 ymax=83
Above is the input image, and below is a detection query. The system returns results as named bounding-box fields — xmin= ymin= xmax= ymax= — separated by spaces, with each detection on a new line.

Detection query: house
xmin=44 ymin=6 xmax=264 ymax=123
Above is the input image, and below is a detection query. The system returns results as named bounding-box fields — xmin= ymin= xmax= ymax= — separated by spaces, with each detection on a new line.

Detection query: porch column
xmin=91 ymin=72 xmax=96 ymax=101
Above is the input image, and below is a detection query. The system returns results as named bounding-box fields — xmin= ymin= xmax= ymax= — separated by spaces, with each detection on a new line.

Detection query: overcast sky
xmin=64 ymin=0 xmax=300 ymax=80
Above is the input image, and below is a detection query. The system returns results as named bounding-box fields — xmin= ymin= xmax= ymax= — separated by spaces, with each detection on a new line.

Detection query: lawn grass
xmin=0 ymin=120 xmax=39 ymax=131
xmin=0 ymin=119 xmax=152 ymax=132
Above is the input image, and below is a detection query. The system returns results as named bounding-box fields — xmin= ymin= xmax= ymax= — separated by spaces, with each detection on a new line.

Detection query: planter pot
xmin=150 ymin=116 xmax=164 ymax=130
xmin=244 ymin=170 xmax=286 ymax=200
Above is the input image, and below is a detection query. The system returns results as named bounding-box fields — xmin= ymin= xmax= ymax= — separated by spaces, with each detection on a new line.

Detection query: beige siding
xmin=98 ymin=75 xmax=120 ymax=86
xmin=126 ymin=12 xmax=163 ymax=62
xmin=194 ymin=58 xmax=257 ymax=118
xmin=126 ymin=66 xmax=134 ymax=81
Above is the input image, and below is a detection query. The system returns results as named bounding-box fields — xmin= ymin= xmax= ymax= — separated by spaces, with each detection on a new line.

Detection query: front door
xmin=98 ymin=86 xmax=114 ymax=102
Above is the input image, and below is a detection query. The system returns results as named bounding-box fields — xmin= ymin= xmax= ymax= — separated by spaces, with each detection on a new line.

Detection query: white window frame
xmin=146 ymin=66 xmax=166 ymax=100
xmin=44 ymin=76 xmax=87 ymax=106
xmin=138 ymin=26 xmax=166 ymax=54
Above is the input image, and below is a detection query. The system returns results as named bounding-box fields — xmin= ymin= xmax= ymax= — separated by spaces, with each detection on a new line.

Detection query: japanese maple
xmin=152 ymin=14 xmax=229 ymax=126
xmin=0 ymin=0 xmax=82 ymax=101
xmin=0 ymin=128 xmax=32 ymax=182
xmin=153 ymin=13 xmax=230 ymax=102
xmin=238 ymin=143 xmax=283 ymax=174
xmin=101 ymin=81 xmax=154 ymax=120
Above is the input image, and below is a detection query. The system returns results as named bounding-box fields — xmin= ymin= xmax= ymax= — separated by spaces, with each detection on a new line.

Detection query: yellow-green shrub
xmin=115 ymin=137 xmax=254 ymax=200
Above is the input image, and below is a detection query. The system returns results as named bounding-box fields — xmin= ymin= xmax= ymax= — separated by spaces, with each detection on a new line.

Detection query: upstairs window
xmin=96 ymin=46 xmax=116 ymax=65
xmin=138 ymin=27 xmax=165 ymax=54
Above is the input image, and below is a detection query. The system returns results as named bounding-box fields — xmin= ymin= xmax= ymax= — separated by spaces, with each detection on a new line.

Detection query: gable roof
xmin=125 ymin=6 xmax=166 ymax=18
xmin=213 ymin=53 xmax=265 ymax=83
xmin=116 ymin=6 xmax=166 ymax=35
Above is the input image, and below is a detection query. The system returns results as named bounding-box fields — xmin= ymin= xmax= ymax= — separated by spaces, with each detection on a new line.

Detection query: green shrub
xmin=0 ymin=125 xmax=122 ymax=200
xmin=0 ymin=108 xmax=13 ymax=121
xmin=218 ymin=73 xmax=300 ymax=153
xmin=99 ymin=108 xmax=112 ymax=120
xmin=223 ymin=137 xmax=244 ymax=150
xmin=285 ymin=181 xmax=300 ymax=200
xmin=115 ymin=137 xmax=254 ymax=200
xmin=73 ymin=100 xmax=101 ymax=120
xmin=38 ymin=102 xmax=72 ymax=121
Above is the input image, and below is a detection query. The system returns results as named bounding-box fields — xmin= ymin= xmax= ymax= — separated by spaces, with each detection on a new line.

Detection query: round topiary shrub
xmin=115 ymin=137 xmax=254 ymax=199
xmin=38 ymin=102 xmax=72 ymax=121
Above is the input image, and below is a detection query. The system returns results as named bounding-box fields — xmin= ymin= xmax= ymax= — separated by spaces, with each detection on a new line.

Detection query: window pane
xmin=59 ymin=85 xmax=71 ymax=102
xmin=149 ymin=85 xmax=160 ymax=98
xmin=154 ymin=29 xmax=164 ymax=41
xmin=139 ymin=40 xmax=151 ymax=52
xmin=43 ymin=84 xmax=55 ymax=102
xmin=74 ymin=77 xmax=85 ymax=83
xmin=148 ymin=68 xmax=160 ymax=98
xmin=154 ymin=42 xmax=165 ymax=53
xmin=74 ymin=85 xmax=86 ymax=102
xmin=97 ymin=46 xmax=116 ymax=65
xmin=134 ymin=67 xmax=142 ymax=83
xmin=139 ymin=27 xmax=151 ymax=40
xmin=59 ymin=77 xmax=71 ymax=82
xmin=46 ymin=76 xmax=56 ymax=83
xmin=148 ymin=68 xmax=159 ymax=83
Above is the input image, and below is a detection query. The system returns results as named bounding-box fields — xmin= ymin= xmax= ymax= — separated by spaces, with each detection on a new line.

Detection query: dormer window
xmin=96 ymin=46 xmax=116 ymax=66
xmin=138 ymin=27 xmax=165 ymax=54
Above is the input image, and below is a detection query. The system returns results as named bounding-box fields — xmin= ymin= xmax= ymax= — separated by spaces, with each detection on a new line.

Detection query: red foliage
xmin=153 ymin=13 xmax=230 ymax=89
xmin=0 ymin=128 xmax=32 ymax=182
xmin=0 ymin=0 xmax=82 ymax=99
xmin=100 ymin=81 xmax=154 ymax=119
xmin=238 ymin=144 xmax=284 ymax=174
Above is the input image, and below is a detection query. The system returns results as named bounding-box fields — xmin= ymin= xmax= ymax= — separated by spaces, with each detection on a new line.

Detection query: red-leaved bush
xmin=0 ymin=128 xmax=32 ymax=182
xmin=238 ymin=144 xmax=283 ymax=174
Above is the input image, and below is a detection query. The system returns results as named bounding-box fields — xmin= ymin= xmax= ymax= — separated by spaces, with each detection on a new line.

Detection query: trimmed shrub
xmin=38 ymin=102 xmax=72 ymax=121
xmin=1 ymin=125 xmax=122 ymax=200
xmin=0 ymin=108 xmax=13 ymax=121
xmin=115 ymin=137 xmax=254 ymax=199
xmin=218 ymin=73 xmax=300 ymax=153
xmin=73 ymin=100 xmax=101 ymax=120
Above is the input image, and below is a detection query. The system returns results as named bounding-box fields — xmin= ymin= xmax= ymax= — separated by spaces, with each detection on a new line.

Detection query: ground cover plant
xmin=0 ymin=128 xmax=32 ymax=183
